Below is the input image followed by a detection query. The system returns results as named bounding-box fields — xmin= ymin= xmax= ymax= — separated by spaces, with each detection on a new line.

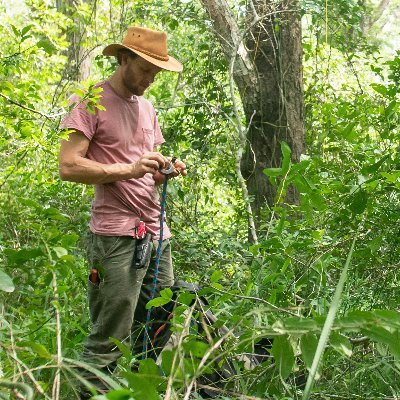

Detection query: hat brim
xmin=103 ymin=44 xmax=183 ymax=73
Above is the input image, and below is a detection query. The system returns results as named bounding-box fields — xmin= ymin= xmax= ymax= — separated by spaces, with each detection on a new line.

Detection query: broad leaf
xmin=281 ymin=141 xmax=292 ymax=174
xmin=183 ymin=340 xmax=209 ymax=358
xmin=349 ymin=189 xmax=368 ymax=214
xmin=0 ymin=269 xmax=15 ymax=292
xmin=330 ymin=332 xmax=353 ymax=357
xmin=270 ymin=335 xmax=294 ymax=380
xmin=300 ymin=333 xmax=318 ymax=369
xmin=124 ymin=373 xmax=160 ymax=400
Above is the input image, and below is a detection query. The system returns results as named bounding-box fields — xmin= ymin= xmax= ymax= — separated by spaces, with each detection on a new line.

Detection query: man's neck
xmin=108 ymin=72 xmax=133 ymax=99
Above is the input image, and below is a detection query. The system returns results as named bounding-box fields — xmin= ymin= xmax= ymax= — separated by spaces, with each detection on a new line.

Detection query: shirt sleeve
xmin=59 ymin=94 xmax=98 ymax=141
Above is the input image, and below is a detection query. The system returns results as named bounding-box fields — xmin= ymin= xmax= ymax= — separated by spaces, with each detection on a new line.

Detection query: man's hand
xmin=172 ymin=159 xmax=187 ymax=178
xmin=132 ymin=152 xmax=168 ymax=179
xmin=152 ymin=158 xmax=187 ymax=185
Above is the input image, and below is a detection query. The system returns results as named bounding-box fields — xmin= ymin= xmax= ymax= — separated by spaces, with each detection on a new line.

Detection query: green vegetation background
xmin=0 ymin=0 xmax=399 ymax=399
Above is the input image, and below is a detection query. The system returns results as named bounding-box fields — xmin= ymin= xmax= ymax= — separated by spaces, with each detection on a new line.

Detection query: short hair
xmin=116 ymin=49 xmax=138 ymax=65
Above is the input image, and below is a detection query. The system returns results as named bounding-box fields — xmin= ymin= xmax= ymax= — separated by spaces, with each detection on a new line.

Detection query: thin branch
xmin=183 ymin=323 xmax=236 ymax=400
xmin=0 ymin=92 xmax=52 ymax=120
xmin=42 ymin=240 xmax=62 ymax=400
xmin=235 ymin=108 xmax=258 ymax=243
xmin=164 ymin=303 xmax=197 ymax=400
xmin=9 ymin=322 xmax=24 ymax=385
xmin=4 ymin=347 xmax=50 ymax=398
xmin=0 ymin=148 xmax=29 ymax=190
xmin=211 ymin=285 xmax=300 ymax=316
xmin=51 ymin=271 xmax=62 ymax=400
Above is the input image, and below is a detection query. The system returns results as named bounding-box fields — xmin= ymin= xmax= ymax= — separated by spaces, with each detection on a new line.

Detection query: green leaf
xmin=138 ymin=358 xmax=160 ymax=376
xmin=270 ymin=335 xmax=295 ymax=380
xmin=361 ymin=155 xmax=390 ymax=174
xmin=36 ymin=39 xmax=55 ymax=55
xmin=177 ymin=291 xmax=195 ymax=306
xmin=294 ymin=175 xmax=313 ymax=194
xmin=4 ymin=248 xmax=43 ymax=265
xmin=160 ymin=287 xmax=173 ymax=298
xmin=104 ymin=389 xmax=135 ymax=400
xmin=309 ymin=190 xmax=326 ymax=211
xmin=310 ymin=229 xmax=325 ymax=240
xmin=53 ymin=247 xmax=68 ymax=258
xmin=0 ymin=270 xmax=15 ymax=293
xmin=263 ymin=167 xmax=283 ymax=177
xmin=74 ymin=88 xmax=86 ymax=98
xmin=371 ymin=83 xmax=388 ymax=96
xmin=303 ymin=237 xmax=357 ymax=399
xmin=124 ymin=373 xmax=160 ymax=399
xmin=210 ymin=270 xmax=223 ymax=283
xmin=372 ymin=310 xmax=400 ymax=329
xmin=349 ymin=189 xmax=368 ymax=214
xmin=183 ymin=340 xmax=209 ymax=358
xmin=19 ymin=341 xmax=52 ymax=359
xmin=60 ymin=233 xmax=79 ymax=248
xmin=21 ymin=24 xmax=33 ymax=41
xmin=281 ymin=141 xmax=292 ymax=173
xmin=21 ymin=25 xmax=33 ymax=36
xmin=273 ymin=318 xmax=319 ymax=335
xmin=340 ymin=122 xmax=357 ymax=141
xmin=43 ymin=207 xmax=69 ymax=221
xmin=337 ymin=310 xmax=376 ymax=329
xmin=109 ymin=338 xmax=133 ymax=363
xmin=0 ymin=81 xmax=15 ymax=93
xmin=330 ymin=332 xmax=352 ymax=357
xmin=161 ymin=350 xmax=175 ymax=376
xmin=380 ymin=170 xmax=400 ymax=183
xmin=211 ymin=282 xmax=223 ymax=290
xmin=10 ymin=24 xmax=19 ymax=37
xmin=146 ymin=296 xmax=171 ymax=309
xmin=362 ymin=326 xmax=400 ymax=359
xmin=300 ymin=333 xmax=318 ymax=369
xmin=146 ymin=287 xmax=173 ymax=309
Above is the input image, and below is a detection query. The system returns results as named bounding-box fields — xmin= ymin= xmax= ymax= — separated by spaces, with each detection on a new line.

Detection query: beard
xmin=122 ymin=73 xmax=146 ymax=96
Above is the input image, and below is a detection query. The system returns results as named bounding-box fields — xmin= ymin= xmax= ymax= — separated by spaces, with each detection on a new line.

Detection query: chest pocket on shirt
xmin=142 ymin=128 xmax=155 ymax=152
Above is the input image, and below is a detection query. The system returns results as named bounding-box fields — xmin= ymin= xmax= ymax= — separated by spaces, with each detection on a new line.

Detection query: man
xmin=59 ymin=26 xmax=186 ymax=395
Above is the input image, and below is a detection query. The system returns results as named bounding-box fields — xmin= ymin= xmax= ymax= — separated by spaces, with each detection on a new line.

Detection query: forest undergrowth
xmin=1 ymin=0 xmax=400 ymax=399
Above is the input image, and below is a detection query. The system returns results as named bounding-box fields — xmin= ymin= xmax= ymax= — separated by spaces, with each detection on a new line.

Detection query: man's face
xmin=121 ymin=55 xmax=162 ymax=96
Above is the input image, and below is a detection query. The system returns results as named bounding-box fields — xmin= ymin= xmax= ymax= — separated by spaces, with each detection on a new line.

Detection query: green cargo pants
xmin=82 ymin=232 xmax=174 ymax=373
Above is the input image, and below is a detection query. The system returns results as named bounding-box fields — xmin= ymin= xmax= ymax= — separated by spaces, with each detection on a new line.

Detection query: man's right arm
xmin=59 ymin=130 xmax=167 ymax=184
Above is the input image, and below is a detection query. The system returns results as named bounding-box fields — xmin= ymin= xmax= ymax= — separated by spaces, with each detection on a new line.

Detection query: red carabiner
xmin=136 ymin=221 xmax=147 ymax=239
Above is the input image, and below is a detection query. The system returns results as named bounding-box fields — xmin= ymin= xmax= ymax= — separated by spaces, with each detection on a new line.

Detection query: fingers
xmin=173 ymin=159 xmax=187 ymax=177
xmin=135 ymin=153 xmax=187 ymax=179
xmin=142 ymin=152 xmax=168 ymax=169
xmin=141 ymin=159 xmax=162 ymax=174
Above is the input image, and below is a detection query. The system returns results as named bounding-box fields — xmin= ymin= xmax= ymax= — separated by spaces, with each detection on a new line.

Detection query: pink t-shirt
xmin=60 ymin=81 xmax=171 ymax=239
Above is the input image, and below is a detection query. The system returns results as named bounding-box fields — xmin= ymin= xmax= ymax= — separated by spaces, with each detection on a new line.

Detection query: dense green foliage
xmin=0 ymin=0 xmax=399 ymax=399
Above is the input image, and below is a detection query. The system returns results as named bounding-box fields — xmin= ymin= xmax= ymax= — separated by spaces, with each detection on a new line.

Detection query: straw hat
xmin=103 ymin=26 xmax=183 ymax=72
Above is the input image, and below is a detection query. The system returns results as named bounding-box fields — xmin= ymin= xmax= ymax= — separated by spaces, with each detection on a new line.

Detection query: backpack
xmin=140 ymin=280 xmax=262 ymax=398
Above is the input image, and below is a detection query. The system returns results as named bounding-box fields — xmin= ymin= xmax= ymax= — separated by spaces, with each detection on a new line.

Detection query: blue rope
xmin=142 ymin=174 xmax=169 ymax=358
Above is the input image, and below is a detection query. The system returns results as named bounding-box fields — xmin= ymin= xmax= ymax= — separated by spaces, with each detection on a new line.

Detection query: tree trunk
xmin=201 ymin=0 xmax=305 ymax=228
xmin=360 ymin=0 xmax=391 ymax=36
xmin=56 ymin=0 xmax=92 ymax=81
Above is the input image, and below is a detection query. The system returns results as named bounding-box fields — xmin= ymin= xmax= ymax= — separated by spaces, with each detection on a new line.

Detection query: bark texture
xmin=201 ymin=0 xmax=305 ymax=226
xmin=360 ymin=0 xmax=391 ymax=35
xmin=57 ymin=0 xmax=92 ymax=81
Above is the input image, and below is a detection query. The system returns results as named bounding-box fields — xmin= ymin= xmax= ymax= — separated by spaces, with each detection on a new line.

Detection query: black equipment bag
xmin=140 ymin=280 xmax=261 ymax=398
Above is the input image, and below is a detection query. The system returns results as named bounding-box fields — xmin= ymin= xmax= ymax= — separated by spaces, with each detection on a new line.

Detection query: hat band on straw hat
xmin=126 ymin=45 xmax=169 ymax=62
